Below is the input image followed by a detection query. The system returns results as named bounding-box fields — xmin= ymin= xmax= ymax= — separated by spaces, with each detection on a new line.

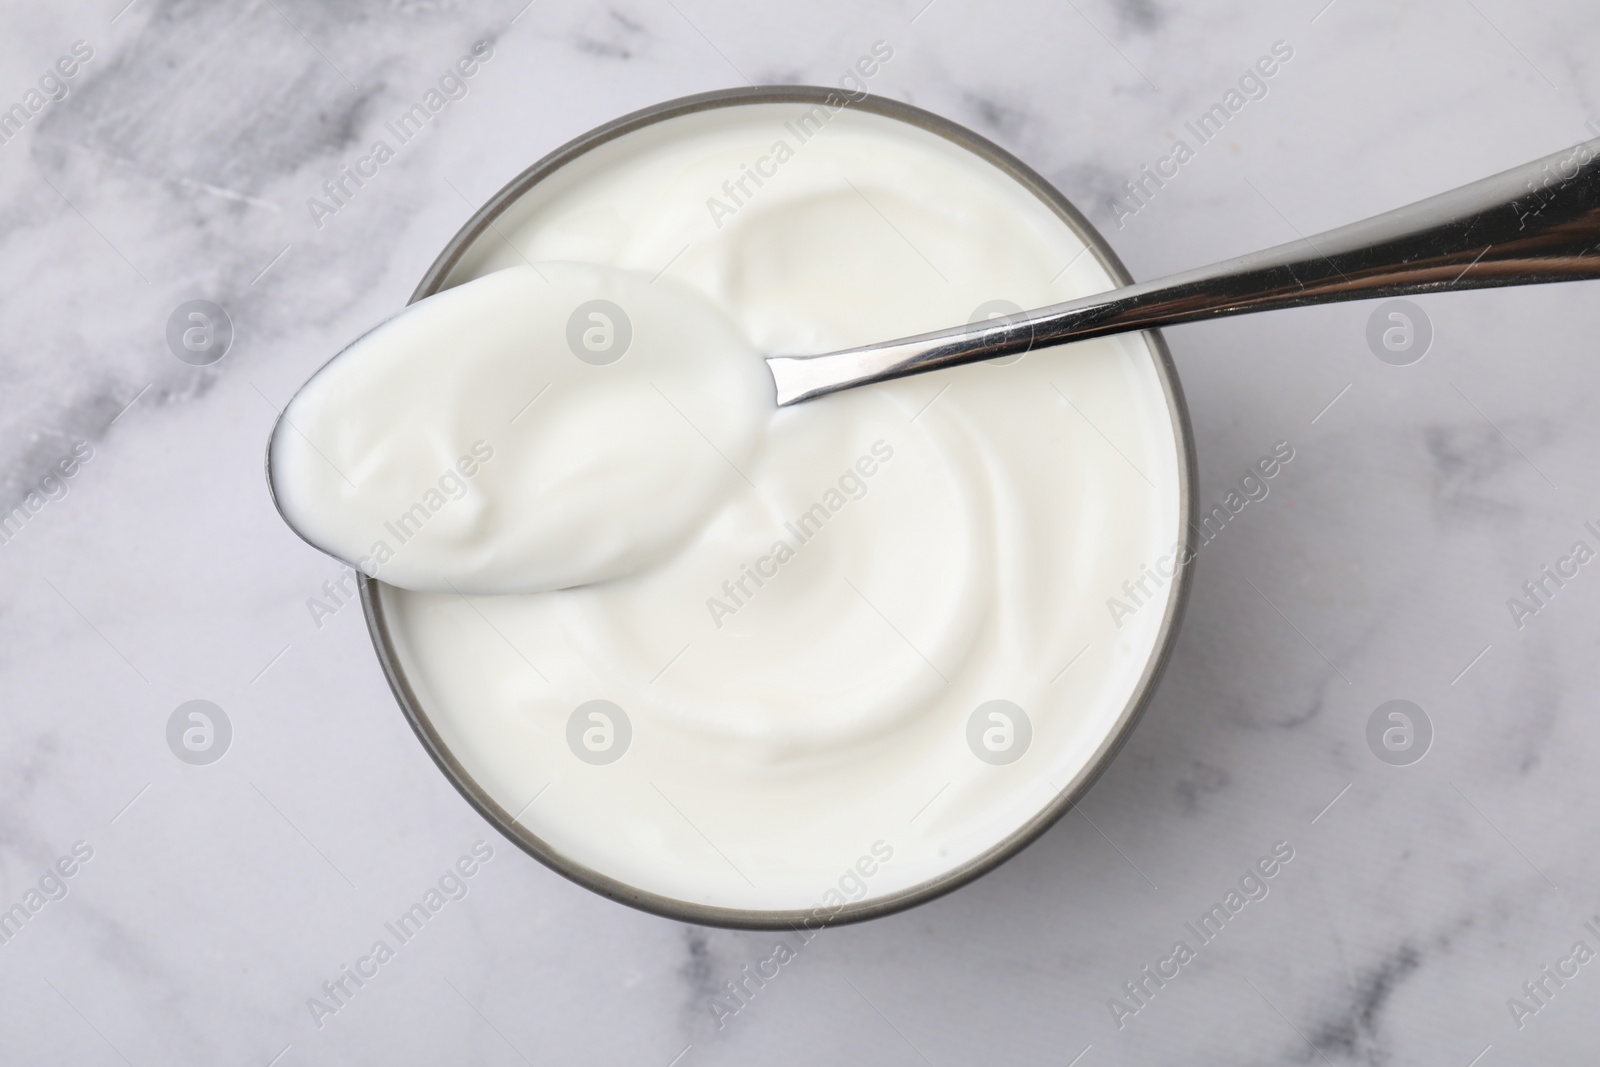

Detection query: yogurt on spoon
xmin=268 ymin=262 xmax=773 ymax=594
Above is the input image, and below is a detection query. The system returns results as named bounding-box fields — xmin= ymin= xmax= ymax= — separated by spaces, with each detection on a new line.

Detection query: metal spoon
xmin=767 ymin=137 xmax=1600 ymax=407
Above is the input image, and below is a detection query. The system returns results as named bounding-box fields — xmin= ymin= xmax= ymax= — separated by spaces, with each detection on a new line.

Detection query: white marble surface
xmin=3 ymin=0 xmax=1599 ymax=1062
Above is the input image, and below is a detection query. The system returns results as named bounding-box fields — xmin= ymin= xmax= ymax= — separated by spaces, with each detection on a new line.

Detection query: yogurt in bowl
xmin=273 ymin=87 xmax=1196 ymax=927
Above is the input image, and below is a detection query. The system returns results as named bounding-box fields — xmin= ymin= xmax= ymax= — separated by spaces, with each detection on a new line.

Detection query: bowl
xmin=359 ymin=86 xmax=1197 ymax=928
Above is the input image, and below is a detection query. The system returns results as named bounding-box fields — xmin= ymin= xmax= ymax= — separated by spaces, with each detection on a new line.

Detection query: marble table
xmin=3 ymin=0 xmax=1598 ymax=1062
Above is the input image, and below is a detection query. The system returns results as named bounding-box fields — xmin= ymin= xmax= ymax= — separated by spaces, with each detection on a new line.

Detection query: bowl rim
xmin=358 ymin=84 xmax=1200 ymax=930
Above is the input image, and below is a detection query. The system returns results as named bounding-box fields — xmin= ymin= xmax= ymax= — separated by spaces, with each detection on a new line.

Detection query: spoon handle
xmin=769 ymin=138 xmax=1600 ymax=407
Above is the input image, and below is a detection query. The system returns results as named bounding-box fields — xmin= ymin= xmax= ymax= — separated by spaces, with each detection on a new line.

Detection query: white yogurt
xmin=288 ymin=101 xmax=1186 ymax=916
xmin=270 ymin=263 xmax=771 ymax=594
